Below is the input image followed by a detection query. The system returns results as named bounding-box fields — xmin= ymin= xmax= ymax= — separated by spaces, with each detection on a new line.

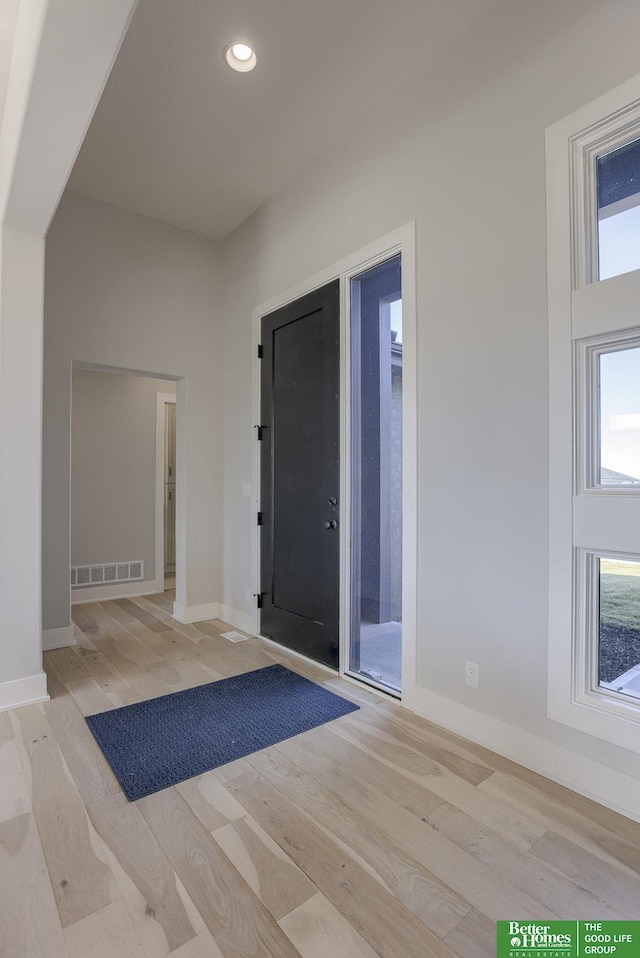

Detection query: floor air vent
xmin=71 ymin=560 xmax=144 ymax=588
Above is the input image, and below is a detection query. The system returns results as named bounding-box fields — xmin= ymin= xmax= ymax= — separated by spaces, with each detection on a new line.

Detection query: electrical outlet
xmin=465 ymin=660 xmax=479 ymax=689
xmin=244 ymin=587 xmax=252 ymax=603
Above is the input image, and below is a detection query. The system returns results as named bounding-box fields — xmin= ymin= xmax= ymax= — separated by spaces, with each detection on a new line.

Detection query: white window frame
xmin=570 ymin=99 xmax=640 ymax=288
xmin=575 ymin=548 xmax=640 ymax=720
xmin=576 ymin=328 xmax=640 ymax=495
xmin=547 ymin=73 xmax=640 ymax=753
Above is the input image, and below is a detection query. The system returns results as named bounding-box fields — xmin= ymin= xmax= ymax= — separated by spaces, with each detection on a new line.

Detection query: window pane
xmin=599 ymin=557 xmax=640 ymax=700
xmin=599 ymin=346 xmax=640 ymax=486
xmin=350 ymin=255 xmax=402 ymax=694
xmin=597 ymin=138 xmax=640 ymax=280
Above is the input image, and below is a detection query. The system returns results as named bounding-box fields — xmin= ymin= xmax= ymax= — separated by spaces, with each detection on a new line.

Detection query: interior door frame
xmin=155 ymin=392 xmax=178 ymax=594
xmin=251 ymin=222 xmax=417 ymax=708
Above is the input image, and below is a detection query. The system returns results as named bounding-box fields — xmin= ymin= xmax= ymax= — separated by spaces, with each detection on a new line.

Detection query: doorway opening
xmin=348 ymin=254 xmax=403 ymax=695
xmin=70 ymin=365 xmax=178 ymax=608
xmin=251 ymin=223 xmax=416 ymax=704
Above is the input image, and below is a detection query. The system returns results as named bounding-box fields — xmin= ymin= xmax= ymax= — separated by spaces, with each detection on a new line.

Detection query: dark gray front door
xmin=259 ymin=280 xmax=340 ymax=668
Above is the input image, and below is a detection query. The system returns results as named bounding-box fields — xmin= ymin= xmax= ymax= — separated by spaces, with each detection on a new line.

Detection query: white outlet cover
xmin=242 ymin=481 xmax=251 ymax=497
xmin=465 ymin=660 xmax=479 ymax=688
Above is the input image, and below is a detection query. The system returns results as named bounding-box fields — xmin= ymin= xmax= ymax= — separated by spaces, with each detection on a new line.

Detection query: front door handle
xmin=324 ymin=520 xmax=338 ymax=530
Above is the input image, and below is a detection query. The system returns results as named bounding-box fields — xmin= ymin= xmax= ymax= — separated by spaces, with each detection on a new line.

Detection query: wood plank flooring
xmin=1 ymin=591 xmax=640 ymax=957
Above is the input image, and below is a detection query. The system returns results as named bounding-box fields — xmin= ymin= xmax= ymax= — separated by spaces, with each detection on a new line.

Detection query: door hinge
xmin=254 ymin=424 xmax=265 ymax=441
xmin=254 ymin=592 xmax=265 ymax=609
xmin=257 ymin=344 xmax=264 ymax=359
xmin=257 ymin=511 xmax=263 ymax=526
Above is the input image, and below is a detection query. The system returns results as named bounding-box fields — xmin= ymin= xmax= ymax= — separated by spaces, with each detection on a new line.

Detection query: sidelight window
xmin=348 ymin=254 xmax=403 ymax=695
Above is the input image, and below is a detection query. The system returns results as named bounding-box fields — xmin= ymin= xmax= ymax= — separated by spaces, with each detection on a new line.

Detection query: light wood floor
xmin=2 ymin=592 xmax=640 ymax=957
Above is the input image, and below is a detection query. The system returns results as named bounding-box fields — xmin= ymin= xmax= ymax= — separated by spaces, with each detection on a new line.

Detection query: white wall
xmin=0 ymin=0 xmax=138 ymax=707
xmin=218 ymin=0 xmax=640 ymax=784
xmin=0 ymin=0 xmax=19 ymax=133
xmin=0 ymin=228 xmax=45 ymax=688
xmin=43 ymin=191 xmax=219 ymax=631
xmin=71 ymin=369 xmax=175 ymax=584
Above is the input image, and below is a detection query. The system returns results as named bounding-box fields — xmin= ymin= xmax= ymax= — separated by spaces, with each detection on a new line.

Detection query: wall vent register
xmin=71 ymin=560 xmax=144 ymax=587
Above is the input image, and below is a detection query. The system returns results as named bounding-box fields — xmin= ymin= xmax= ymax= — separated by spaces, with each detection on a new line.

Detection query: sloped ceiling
xmin=68 ymin=0 xmax=495 ymax=240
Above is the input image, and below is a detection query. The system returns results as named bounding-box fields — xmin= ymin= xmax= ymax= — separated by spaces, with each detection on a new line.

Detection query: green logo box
xmin=497 ymin=921 xmax=640 ymax=958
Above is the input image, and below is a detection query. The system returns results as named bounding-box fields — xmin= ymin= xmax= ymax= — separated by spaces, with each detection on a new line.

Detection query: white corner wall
xmin=0 ymin=0 xmax=138 ymax=710
xmin=43 ymin=191 xmax=220 ymax=632
xmin=218 ymin=0 xmax=640 ymax=802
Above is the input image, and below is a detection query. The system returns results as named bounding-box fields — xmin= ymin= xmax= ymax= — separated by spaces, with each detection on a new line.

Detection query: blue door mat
xmin=85 ymin=663 xmax=359 ymax=801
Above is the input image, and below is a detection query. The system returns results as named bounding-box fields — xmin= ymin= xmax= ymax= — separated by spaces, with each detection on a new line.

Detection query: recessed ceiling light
xmin=225 ymin=42 xmax=257 ymax=73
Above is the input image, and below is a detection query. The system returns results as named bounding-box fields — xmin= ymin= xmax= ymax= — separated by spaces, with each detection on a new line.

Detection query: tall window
xmin=547 ymin=78 xmax=640 ymax=752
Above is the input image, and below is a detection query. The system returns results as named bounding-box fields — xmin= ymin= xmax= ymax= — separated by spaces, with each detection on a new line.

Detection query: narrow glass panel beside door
xmin=599 ymin=557 xmax=640 ymax=700
xmin=349 ymin=254 xmax=402 ymax=695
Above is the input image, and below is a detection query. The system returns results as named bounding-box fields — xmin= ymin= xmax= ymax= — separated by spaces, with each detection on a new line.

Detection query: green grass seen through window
xmin=600 ymin=559 xmax=640 ymax=630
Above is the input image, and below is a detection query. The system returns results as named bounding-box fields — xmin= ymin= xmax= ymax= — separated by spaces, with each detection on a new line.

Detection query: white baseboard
xmin=0 ymin=671 xmax=49 ymax=712
xmin=72 ymin=579 xmax=159 ymax=604
xmin=42 ymin=625 xmax=76 ymax=651
xmin=172 ymin=601 xmax=221 ymax=625
xmin=219 ymin=604 xmax=254 ymax=635
xmin=410 ymin=687 xmax=640 ymax=825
